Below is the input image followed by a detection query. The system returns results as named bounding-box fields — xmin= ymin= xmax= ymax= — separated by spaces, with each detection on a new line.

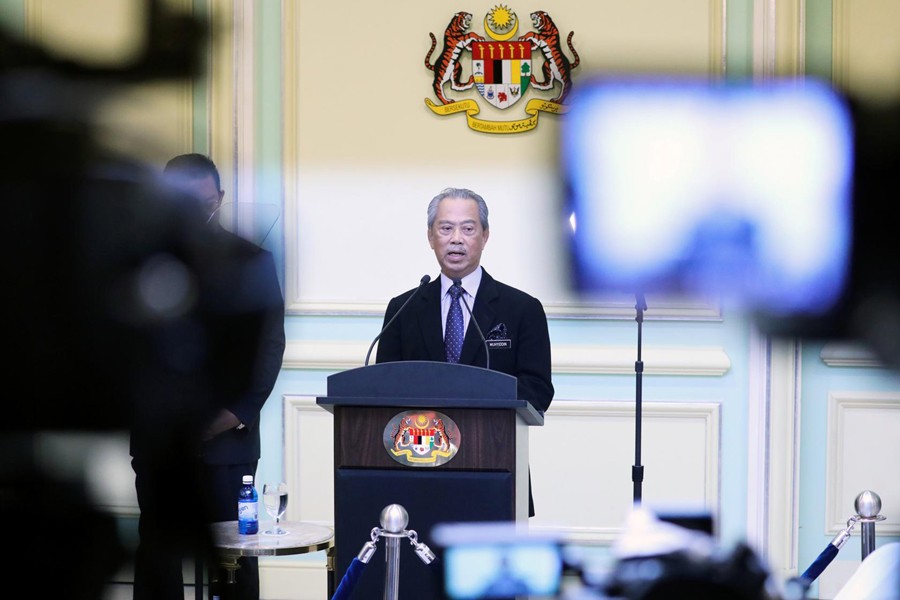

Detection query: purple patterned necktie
xmin=445 ymin=283 xmax=464 ymax=363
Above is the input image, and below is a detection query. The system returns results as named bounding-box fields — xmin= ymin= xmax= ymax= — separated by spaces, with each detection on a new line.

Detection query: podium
xmin=317 ymin=361 xmax=543 ymax=599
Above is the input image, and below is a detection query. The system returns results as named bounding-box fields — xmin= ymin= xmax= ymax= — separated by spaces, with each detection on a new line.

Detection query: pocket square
xmin=486 ymin=323 xmax=508 ymax=340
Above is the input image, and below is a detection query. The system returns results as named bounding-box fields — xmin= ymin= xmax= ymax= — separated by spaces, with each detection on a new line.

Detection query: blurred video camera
xmin=2 ymin=0 xmax=207 ymax=431
xmin=432 ymin=522 xmax=565 ymax=600
xmin=1 ymin=3 xmax=262 ymax=596
xmin=432 ymin=510 xmax=785 ymax=600
xmin=562 ymin=77 xmax=900 ymax=368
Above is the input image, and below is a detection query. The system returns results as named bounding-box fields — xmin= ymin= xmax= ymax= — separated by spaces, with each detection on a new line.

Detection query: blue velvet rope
xmin=331 ymin=557 xmax=367 ymax=600
xmin=801 ymin=542 xmax=839 ymax=584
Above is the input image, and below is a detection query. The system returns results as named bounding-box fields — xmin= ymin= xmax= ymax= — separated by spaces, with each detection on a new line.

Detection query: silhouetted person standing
xmin=130 ymin=154 xmax=285 ymax=600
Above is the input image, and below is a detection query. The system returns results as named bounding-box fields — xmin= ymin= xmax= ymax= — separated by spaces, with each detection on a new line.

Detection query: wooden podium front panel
xmin=333 ymin=406 xmax=517 ymax=471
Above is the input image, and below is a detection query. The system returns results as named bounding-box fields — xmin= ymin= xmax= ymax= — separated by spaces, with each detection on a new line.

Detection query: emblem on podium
xmin=383 ymin=411 xmax=461 ymax=467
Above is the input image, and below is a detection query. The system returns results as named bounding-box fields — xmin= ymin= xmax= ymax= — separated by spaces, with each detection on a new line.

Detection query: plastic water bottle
xmin=238 ymin=474 xmax=259 ymax=534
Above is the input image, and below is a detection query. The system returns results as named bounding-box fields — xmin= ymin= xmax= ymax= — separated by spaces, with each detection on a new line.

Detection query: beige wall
xmin=834 ymin=0 xmax=900 ymax=101
xmin=285 ymin=0 xmax=722 ymax=316
xmin=292 ymin=1 xmax=718 ymax=168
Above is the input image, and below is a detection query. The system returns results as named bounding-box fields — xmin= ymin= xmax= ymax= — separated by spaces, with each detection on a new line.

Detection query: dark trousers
xmin=132 ymin=457 xmax=259 ymax=600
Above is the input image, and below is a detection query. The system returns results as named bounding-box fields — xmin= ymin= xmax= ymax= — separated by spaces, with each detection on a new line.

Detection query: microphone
xmin=455 ymin=279 xmax=490 ymax=371
xmin=364 ymin=274 xmax=431 ymax=366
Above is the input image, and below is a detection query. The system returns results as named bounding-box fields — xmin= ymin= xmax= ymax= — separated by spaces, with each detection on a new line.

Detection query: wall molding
xmin=282 ymin=341 xmax=731 ymax=376
xmin=820 ymin=342 xmax=883 ymax=368
xmin=832 ymin=0 xmax=848 ymax=90
xmin=282 ymin=0 xmax=301 ymax=321
xmin=288 ymin=298 xmax=724 ymax=321
xmin=281 ymin=0 xmax=728 ymax=322
xmin=766 ymin=338 xmax=802 ymax=578
xmin=259 ymin=557 xmax=329 ymax=600
xmin=528 ymin=399 xmax=720 ymax=543
xmin=826 ymin=391 xmax=900 ymax=535
xmin=231 ymin=0 xmax=255 ymax=208
xmin=710 ymin=0 xmax=727 ymax=77
xmin=284 ymin=395 xmax=721 ymax=547
xmin=776 ymin=0 xmax=805 ymax=76
xmin=745 ymin=327 xmax=770 ymax=555
xmin=283 ymin=395 xmax=335 ymax=528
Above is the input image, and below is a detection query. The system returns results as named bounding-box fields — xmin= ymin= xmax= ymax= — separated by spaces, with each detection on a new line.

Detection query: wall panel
xmin=826 ymin=392 xmax=900 ymax=535
xmin=283 ymin=0 xmax=725 ymax=318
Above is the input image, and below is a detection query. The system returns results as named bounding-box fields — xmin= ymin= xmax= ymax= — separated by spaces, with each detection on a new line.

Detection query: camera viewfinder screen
xmin=443 ymin=541 xmax=562 ymax=599
xmin=562 ymin=78 xmax=854 ymax=316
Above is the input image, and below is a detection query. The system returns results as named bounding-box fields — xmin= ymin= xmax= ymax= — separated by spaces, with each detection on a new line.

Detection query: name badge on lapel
xmin=486 ymin=323 xmax=512 ymax=350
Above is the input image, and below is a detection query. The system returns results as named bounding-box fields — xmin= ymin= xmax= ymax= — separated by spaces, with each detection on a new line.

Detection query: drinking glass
xmin=262 ymin=482 xmax=289 ymax=535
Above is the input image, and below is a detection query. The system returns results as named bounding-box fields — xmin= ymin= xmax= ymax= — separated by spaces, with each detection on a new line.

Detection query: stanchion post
xmin=380 ymin=505 xmax=408 ymax=600
xmin=331 ymin=504 xmax=436 ymax=600
xmin=854 ymin=490 xmax=885 ymax=561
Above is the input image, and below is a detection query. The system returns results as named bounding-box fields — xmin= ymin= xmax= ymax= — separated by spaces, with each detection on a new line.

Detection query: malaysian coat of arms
xmin=383 ymin=411 xmax=461 ymax=466
xmin=424 ymin=6 xmax=580 ymax=134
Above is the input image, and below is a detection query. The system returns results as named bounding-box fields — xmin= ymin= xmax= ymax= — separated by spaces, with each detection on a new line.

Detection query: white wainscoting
xmin=252 ymin=395 xmax=334 ymax=600
xmin=281 ymin=395 xmax=721 ymax=585
xmin=529 ymin=400 xmax=721 ymax=542
xmin=259 ymin=558 xmax=329 ymax=600
xmin=284 ymin=395 xmax=335 ymax=526
xmin=826 ymin=391 xmax=900 ymax=535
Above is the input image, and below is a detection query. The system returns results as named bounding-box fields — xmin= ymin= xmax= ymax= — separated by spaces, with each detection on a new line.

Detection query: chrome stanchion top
xmin=855 ymin=490 xmax=883 ymax=520
xmin=381 ymin=504 xmax=409 ymax=534
xmin=854 ymin=490 xmax=886 ymax=562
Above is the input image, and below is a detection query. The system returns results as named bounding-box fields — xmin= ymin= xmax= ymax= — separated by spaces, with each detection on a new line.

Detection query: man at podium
xmin=375 ymin=187 xmax=554 ymax=414
xmin=324 ymin=187 xmax=554 ymax=599
xmin=375 ymin=187 xmax=554 ymax=518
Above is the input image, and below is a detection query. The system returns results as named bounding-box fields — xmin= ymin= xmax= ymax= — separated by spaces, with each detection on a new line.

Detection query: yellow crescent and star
xmin=424 ymin=4 xmax=567 ymax=134
xmin=484 ymin=4 xmax=518 ymax=40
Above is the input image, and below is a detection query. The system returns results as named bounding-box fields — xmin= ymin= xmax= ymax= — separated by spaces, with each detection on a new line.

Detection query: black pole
xmin=632 ymin=292 xmax=647 ymax=505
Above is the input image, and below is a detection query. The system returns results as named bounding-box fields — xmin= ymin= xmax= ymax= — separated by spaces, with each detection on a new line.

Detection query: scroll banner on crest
xmin=424 ymin=97 xmax=568 ymax=134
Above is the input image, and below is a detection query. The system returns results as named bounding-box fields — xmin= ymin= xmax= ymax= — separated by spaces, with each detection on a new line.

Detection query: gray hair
xmin=427 ymin=187 xmax=490 ymax=230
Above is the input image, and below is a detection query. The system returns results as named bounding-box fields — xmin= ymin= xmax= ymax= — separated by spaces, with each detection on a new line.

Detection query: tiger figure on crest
xmin=519 ymin=10 xmax=580 ymax=104
xmin=424 ymin=12 xmax=484 ymax=105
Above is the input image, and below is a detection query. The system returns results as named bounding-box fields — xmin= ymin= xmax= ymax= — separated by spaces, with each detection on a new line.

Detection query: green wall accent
xmin=0 ymin=0 xmax=25 ymax=32
xmin=726 ymin=0 xmax=754 ymax=80
xmin=192 ymin=0 xmax=210 ymax=154
xmin=256 ymin=0 xmax=285 ymax=266
xmin=806 ymin=0 xmax=834 ymax=82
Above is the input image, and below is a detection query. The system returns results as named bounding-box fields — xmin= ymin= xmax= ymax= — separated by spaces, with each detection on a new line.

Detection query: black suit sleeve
xmin=513 ymin=295 xmax=554 ymax=413
xmin=374 ymin=292 xmax=409 ymax=364
xmin=228 ymin=250 xmax=286 ymax=427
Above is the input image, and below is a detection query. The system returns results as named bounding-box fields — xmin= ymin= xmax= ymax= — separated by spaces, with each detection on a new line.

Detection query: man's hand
xmin=202 ymin=409 xmax=242 ymax=441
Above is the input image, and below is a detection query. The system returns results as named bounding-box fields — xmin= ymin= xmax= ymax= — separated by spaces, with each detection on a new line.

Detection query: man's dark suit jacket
xmin=128 ymin=225 xmax=286 ymax=465
xmin=375 ymin=268 xmax=553 ymax=413
xmin=197 ymin=228 xmax=286 ymax=465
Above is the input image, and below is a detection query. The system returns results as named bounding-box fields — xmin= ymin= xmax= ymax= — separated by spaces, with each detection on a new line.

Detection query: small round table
xmin=210 ymin=520 xmax=334 ymax=596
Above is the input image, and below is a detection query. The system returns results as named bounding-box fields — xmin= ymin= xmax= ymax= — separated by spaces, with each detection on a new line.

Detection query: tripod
xmin=632 ymin=293 xmax=647 ymax=505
